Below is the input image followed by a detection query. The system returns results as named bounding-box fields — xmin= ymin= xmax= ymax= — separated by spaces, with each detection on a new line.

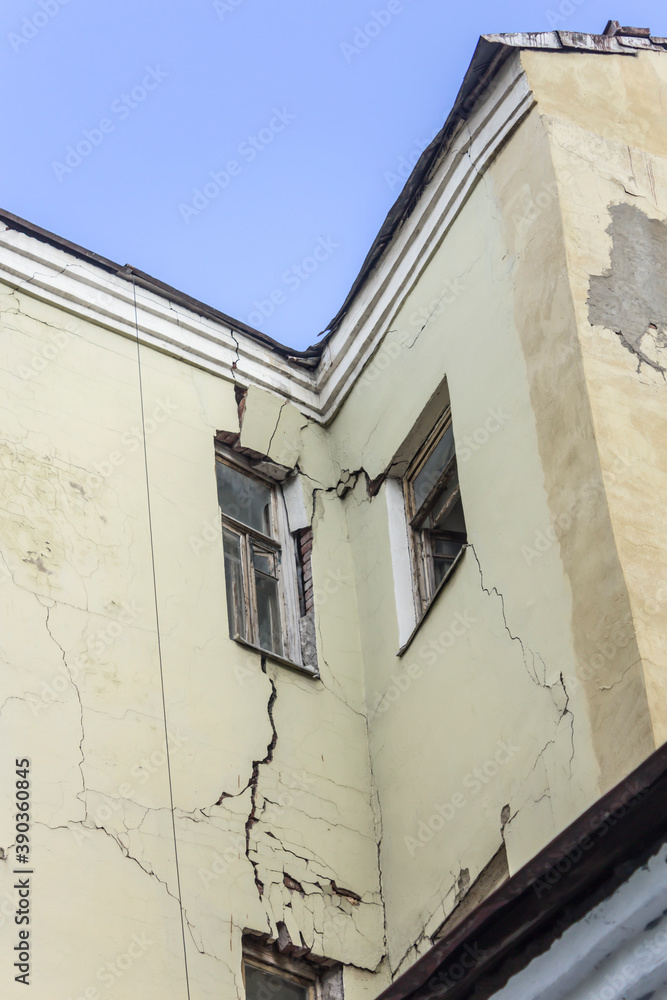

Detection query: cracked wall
xmin=1 ymin=44 xmax=666 ymax=1000
xmin=324 ymin=68 xmax=659 ymax=975
xmin=0 ymin=286 xmax=385 ymax=1000
xmin=520 ymin=47 xmax=667 ymax=746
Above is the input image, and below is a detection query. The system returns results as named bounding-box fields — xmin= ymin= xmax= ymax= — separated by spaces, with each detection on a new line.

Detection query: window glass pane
xmin=223 ymin=527 xmax=246 ymax=640
xmin=413 ymin=423 xmax=455 ymax=510
xmin=217 ymin=461 xmax=272 ymax=535
xmin=245 ymin=965 xmax=308 ymax=1000
xmin=433 ymin=537 xmax=463 ymax=558
xmin=252 ymin=542 xmax=283 ymax=655
xmin=432 ymin=538 xmax=463 ymax=589
xmin=422 ymin=470 xmax=462 ymax=531
xmin=438 ymin=497 xmax=466 ymax=534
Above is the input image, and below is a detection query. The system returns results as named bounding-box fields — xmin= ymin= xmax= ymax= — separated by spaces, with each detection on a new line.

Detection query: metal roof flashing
xmin=319 ymin=24 xmax=667 ymax=344
xmin=2 ymin=24 xmax=665 ymax=378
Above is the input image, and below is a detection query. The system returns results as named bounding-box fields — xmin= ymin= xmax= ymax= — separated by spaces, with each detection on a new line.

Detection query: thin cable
xmin=132 ymin=277 xmax=193 ymax=1000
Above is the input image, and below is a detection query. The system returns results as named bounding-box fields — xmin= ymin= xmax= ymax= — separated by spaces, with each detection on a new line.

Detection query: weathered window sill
xmin=396 ymin=544 xmax=467 ymax=657
xmin=232 ymin=634 xmax=320 ymax=679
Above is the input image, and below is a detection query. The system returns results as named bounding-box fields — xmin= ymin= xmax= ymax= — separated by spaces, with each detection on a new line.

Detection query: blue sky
xmin=1 ymin=0 xmax=664 ymax=350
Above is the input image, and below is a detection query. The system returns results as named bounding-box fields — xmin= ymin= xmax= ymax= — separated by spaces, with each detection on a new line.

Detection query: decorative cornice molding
xmin=0 ymin=52 xmax=532 ymax=424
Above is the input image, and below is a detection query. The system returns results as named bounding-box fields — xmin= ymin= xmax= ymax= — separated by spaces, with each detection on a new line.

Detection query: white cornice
xmin=315 ymin=51 xmax=533 ymax=420
xmin=0 ymin=51 xmax=532 ymax=425
xmin=0 ymin=226 xmax=321 ymax=416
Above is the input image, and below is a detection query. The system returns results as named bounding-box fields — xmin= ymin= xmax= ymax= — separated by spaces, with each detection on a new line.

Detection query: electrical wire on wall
xmin=132 ymin=275 xmax=193 ymax=1000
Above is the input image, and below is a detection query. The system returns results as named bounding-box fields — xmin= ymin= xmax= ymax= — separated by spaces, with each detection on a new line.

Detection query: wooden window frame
xmin=404 ymin=409 xmax=467 ymax=616
xmin=241 ymin=935 xmax=339 ymax=1000
xmin=242 ymin=955 xmax=319 ymax=1000
xmin=216 ymin=447 xmax=305 ymax=669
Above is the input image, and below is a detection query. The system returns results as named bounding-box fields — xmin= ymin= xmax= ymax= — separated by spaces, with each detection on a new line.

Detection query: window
xmin=244 ymin=959 xmax=314 ymax=1000
xmin=242 ymin=935 xmax=340 ymax=1000
xmin=215 ymin=446 xmax=317 ymax=673
xmin=405 ymin=408 xmax=467 ymax=613
xmin=217 ymin=455 xmax=286 ymax=657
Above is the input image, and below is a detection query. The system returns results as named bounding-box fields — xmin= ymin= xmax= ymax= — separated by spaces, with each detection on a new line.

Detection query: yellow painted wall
xmin=0 ymin=288 xmax=384 ymax=1000
xmin=1 ymin=43 xmax=665 ymax=1000
xmin=521 ymin=48 xmax=667 ymax=746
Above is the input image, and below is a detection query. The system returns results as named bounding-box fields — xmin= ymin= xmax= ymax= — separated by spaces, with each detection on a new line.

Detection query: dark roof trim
xmin=318 ymin=37 xmax=512 ymax=341
xmin=4 ymin=27 xmax=664 ymax=361
xmin=0 ymin=207 xmax=321 ymax=361
xmin=320 ymin=25 xmax=666 ymax=341
xmin=375 ymin=741 xmax=667 ymax=1000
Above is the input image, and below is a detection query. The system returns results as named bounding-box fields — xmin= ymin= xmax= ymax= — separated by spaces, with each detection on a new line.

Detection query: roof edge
xmin=320 ymin=24 xmax=667 ymax=342
xmin=0 ymin=208 xmax=321 ymax=362
xmin=375 ymin=742 xmax=667 ymax=1000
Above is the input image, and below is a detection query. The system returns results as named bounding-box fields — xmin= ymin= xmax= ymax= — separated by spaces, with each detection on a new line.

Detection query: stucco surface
xmin=0 ymin=288 xmax=384 ymax=1000
xmin=0 ymin=42 xmax=665 ymax=1000
xmin=522 ymin=48 xmax=667 ymax=745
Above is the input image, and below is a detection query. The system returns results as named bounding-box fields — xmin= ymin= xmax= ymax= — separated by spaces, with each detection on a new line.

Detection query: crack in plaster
xmin=266 ymin=400 xmax=289 ymax=457
xmin=43 ymin=604 xmax=86 ymax=798
xmin=230 ymin=330 xmax=241 ymax=377
xmin=243 ymin=660 xmax=278 ymax=899
xmin=468 ymin=543 xmax=576 ymax=781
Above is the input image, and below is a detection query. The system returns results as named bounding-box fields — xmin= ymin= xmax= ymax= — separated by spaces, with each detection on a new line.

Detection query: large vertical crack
xmin=467 ymin=543 xmax=575 ymax=778
xmin=43 ymin=604 xmax=87 ymax=803
xmin=244 ymin=659 xmax=278 ymax=898
xmin=363 ymin=709 xmax=387 ymax=964
xmin=266 ymin=400 xmax=288 ymax=457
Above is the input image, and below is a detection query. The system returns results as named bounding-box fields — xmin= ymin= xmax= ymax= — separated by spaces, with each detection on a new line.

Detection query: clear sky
xmin=1 ymin=0 xmax=664 ymax=350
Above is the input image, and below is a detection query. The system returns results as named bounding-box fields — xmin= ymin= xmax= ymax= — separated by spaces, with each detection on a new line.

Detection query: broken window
xmin=405 ymin=408 xmax=467 ymax=613
xmin=244 ymin=961 xmax=313 ymax=1000
xmin=242 ymin=934 xmax=341 ymax=1000
xmin=217 ymin=456 xmax=284 ymax=656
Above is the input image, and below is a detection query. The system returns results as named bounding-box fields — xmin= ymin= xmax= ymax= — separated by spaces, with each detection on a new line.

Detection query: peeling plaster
xmin=588 ymin=203 xmax=667 ymax=376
